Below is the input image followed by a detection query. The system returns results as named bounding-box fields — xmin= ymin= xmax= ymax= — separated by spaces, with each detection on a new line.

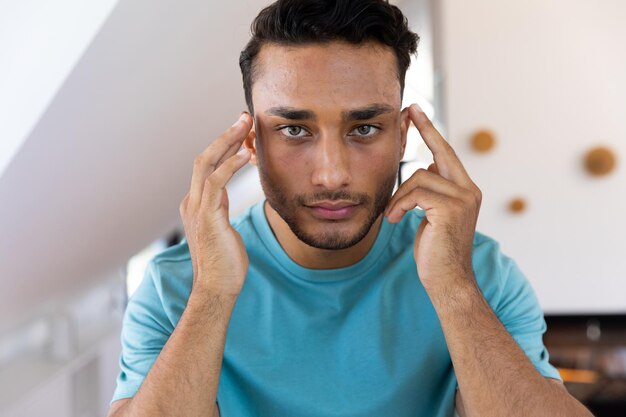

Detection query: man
xmin=108 ymin=1 xmax=593 ymax=416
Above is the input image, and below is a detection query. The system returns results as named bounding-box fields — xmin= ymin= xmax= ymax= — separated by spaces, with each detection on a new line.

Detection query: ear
xmin=242 ymin=115 xmax=258 ymax=166
xmin=399 ymin=106 xmax=410 ymax=159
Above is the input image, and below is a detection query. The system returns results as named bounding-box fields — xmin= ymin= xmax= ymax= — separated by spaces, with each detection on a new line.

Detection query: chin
xmin=291 ymin=210 xmax=376 ymax=250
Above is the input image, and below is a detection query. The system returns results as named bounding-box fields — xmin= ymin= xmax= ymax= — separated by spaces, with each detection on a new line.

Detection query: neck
xmin=264 ymin=200 xmax=383 ymax=269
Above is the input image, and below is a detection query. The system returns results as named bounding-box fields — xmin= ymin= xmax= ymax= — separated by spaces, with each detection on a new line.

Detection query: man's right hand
xmin=179 ymin=112 xmax=254 ymax=297
xmin=108 ymin=123 xmax=252 ymax=416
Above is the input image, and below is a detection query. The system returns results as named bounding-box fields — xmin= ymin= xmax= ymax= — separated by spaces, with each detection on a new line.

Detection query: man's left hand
xmin=384 ymin=103 xmax=483 ymax=294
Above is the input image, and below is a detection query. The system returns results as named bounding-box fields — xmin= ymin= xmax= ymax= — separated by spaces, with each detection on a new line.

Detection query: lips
xmin=306 ymin=201 xmax=360 ymax=220
xmin=309 ymin=201 xmax=358 ymax=210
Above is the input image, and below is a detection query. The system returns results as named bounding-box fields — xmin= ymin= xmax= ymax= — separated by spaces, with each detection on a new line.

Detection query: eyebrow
xmin=266 ymin=107 xmax=316 ymax=121
xmin=265 ymin=103 xmax=395 ymax=122
xmin=343 ymin=103 xmax=394 ymax=121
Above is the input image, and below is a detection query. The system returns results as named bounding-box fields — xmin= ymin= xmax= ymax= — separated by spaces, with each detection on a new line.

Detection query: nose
xmin=311 ymin=134 xmax=352 ymax=190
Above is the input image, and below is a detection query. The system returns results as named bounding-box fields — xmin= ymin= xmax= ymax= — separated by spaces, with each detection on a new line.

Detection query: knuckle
xmin=460 ymin=189 xmax=476 ymax=204
xmin=179 ymin=194 xmax=189 ymax=211
xmin=474 ymin=187 xmax=483 ymax=202
xmin=221 ymin=157 xmax=240 ymax=175
xmin=223 ymin=155 xmax=237 ymax=167
xmin=464 ymin=183 xmax=482 ymax=204
xmin=193 ymin=155 xmax=205 ymax=168
xmin=227 ymin=123 xmax=240 ymax=134
xmin=222 ymin=126 xmax=242 ymax=143
xmin=451 ymin=199 xmax=466 ymax=213
xmin=416 ymin=111 xmax=430 ymax=124
xmin=205 ymin=174 xmax=223 ymax=190
xmin=413 ymin=167 xmax=428 ymax=179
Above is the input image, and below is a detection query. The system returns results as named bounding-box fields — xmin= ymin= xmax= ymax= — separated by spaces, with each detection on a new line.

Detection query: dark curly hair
xmin=239 ymin=0 xmax=420 ymax=113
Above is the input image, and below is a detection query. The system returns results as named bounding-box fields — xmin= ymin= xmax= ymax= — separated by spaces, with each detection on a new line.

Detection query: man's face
xmin=247 ymin=41 xmax=408 ymax=250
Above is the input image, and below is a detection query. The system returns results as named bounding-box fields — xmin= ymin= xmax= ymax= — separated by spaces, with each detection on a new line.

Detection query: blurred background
xmin=0 ymin=0 xmax=624 ymax=416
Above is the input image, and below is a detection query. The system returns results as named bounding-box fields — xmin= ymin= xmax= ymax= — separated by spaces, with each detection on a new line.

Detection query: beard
xmin=258 ymin=167 xmax=397 ymax=250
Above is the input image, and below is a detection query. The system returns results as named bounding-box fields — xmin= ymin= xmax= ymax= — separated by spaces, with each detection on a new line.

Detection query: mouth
xmin=305 ymin=201 xmax=361 ymax=220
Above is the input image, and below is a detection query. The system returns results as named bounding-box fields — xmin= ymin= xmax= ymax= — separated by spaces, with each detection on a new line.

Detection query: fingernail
xmin=237 ymin=148 xmax=250 ymax=157
xmin=232 ymin=113 xmax=247 ymax=127
xmin=412 ymin=102 xmax=423 ymax=113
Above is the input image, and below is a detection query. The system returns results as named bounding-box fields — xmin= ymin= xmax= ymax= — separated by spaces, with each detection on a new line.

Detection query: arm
xmin=436 ymin=278 xmax=593 ymax=417
xmin=386 ymin=104 xmax=593 ymax=417
xmin=455 ymin=378 xmax=569 ymax=417
xmin=107 ymin=293 xmax=233 ymax=417
xmin=108 ymin=400 xmax=218 ymax=417
xmin=455 ymin=375 xmax=575 ymax=417
xmin=108 ymin=112 xmax=254 ymax=416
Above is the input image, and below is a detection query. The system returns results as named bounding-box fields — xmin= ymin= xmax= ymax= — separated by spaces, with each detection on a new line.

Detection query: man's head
xmin=239 ymin=0 xmax=419 ymax=252
xmin=240 ymin=0 xmax=419 ymax=114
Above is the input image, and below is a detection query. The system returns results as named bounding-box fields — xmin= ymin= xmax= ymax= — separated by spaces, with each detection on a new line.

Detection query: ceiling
xmin=0 ymin=0 xmax=273 ymax=326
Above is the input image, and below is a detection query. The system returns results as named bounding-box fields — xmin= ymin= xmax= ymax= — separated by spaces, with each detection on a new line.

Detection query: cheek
xmin=258 ymin=142 xmax=307 ymax=187
xmin=354 ymin=146 xmax=399 ymax=177
xmin=259 ymin=137 xmax=399 ymax=186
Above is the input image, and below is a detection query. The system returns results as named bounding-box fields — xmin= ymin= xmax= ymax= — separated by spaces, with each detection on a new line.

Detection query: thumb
xmin=427 ymin=162 xmax=439 ymax=175
xmin=414 ymin=219 xmax=426 ymax=258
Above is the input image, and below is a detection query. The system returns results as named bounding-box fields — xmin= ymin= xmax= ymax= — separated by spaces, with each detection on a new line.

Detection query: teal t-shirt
xmin=112 ymin=200 xmax=562 ymax=416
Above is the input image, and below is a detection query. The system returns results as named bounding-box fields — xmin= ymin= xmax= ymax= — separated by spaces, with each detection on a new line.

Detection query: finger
xmin=215 ymin=129 xmax=255 ymax=168
xmin=385 ymin=168 xmax=467 ymax=219
xmin=409 ymin=104 xmax=473 ymax=188
xmin=386 ymin=186 xmax=451 ymax=224
xmin=427 ymin=162 xmax=439 ymax=174
xmin=178 ymin=193 xmax=198 ymax=276
xmin=179 ymin=192 xmax=190 ymax=215
xmin=201 ymin=148 xmax=251 ymax=214
xmin=189 ymin=113 xmax=253 ymax=211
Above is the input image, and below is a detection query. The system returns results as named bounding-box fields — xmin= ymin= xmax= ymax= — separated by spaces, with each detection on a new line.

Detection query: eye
xmin=279 ymin=125 xmax=309 ymax=138
xmin=349 ymin=124 xmax=380 ymax=137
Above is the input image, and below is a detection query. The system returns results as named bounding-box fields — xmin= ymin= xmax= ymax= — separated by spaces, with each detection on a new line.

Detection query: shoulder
xmin=148 ymin=240 xmax=193 ymax=295
xmin=136 ymin=204 xmax=259 ymax=320
xmin=402 ymin=208 xmax=516 ymax=306
xmin=151 ymin=203 xmax=258 ymax=270
xmin=467 ymin=229 xmax=537 ymax=316
xmin=401 ymin=208 xmax=500 ymax=252
xmin=151 ymin=205 xmax=257 ymax=270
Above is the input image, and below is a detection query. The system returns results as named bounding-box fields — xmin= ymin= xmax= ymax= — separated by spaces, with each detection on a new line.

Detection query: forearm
xmin=428 ymin=277 xmax=592 ymax=417
xmin=123 ymin=289 xmax=236 ymax=417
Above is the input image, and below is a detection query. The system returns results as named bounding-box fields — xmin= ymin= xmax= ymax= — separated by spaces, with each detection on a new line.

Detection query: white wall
xmin=435 ymin=0 xmax=626 ymax=314
xmin=0 ymin=0 xmax=270 ymax=328
xmin=0 ymin=0 xmax=119 ymax=178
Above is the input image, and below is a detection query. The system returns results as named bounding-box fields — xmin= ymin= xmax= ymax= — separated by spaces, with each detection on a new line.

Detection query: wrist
xmin=187 ymin=287 xmax=238 ymax=319
xmin=192 ymin=273 xmax=243 ymax=299
xmin=425 ymin=274 xmax=482 ymax=313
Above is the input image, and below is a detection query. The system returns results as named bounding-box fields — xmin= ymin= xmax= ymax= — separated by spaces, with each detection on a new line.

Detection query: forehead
xmin=251 ymin=41 xmax=401 ymax=113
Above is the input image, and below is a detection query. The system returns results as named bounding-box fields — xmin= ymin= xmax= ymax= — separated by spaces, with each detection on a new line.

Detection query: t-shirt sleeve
xmin=454 ymin=247 xmax=562 ymax=392
xmin=494 ymin=255 xmax=562 ymax=382
xmin=110 ymin=260 xmax=173 ymax=404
